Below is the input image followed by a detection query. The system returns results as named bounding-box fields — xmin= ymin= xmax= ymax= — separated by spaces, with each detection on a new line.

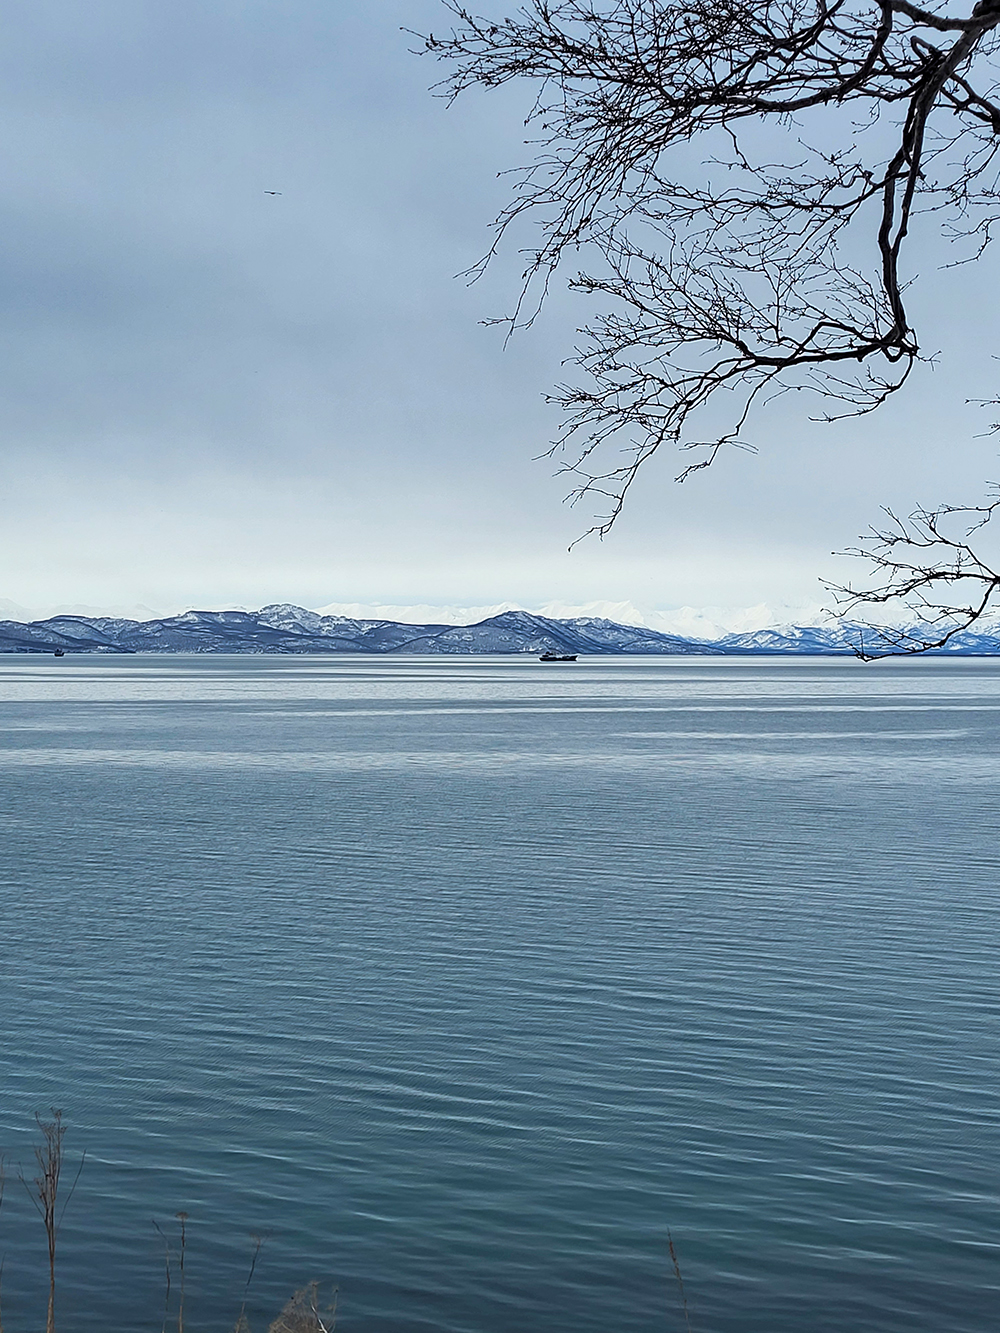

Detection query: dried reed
xmin=668 ymin=1229 xmax=692 ymax=1333
xmin=19 ymin=1110 xmax=85 ymax=1333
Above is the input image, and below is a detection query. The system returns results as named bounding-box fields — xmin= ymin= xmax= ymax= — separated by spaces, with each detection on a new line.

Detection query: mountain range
xmin=308 ymin=598 xmax=827 ymax=639
xmin=1 ymin=604 xmax=998 ymax=656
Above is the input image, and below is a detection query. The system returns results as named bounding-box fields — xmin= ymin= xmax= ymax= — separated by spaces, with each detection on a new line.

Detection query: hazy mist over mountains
xmin=310 ymin=600 xmax=834 ymax=640
xmin=1 ymin=596 xmax=831 ymax=642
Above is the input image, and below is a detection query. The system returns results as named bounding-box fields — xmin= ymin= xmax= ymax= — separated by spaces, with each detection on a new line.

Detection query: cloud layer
xmin=1 ymin=1 xmax=998 ymax=616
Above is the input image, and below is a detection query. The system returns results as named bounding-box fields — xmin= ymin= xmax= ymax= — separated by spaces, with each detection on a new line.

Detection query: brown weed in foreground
xmin=22 ymin=1110 xmax=85 ymax=1333
xmin=264 ymin=1282 xmax=338 ymax=1333
xmin=3 ymin=1115 xmax=337 ymax=1333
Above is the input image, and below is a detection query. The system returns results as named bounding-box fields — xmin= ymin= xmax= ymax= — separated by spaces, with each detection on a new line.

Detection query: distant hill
xmin=0 ymin=604 xmax=997 ymax=655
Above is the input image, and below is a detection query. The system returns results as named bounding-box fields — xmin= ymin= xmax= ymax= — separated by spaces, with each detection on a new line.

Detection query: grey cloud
xmin=0 ymin=1 xmax=997 ymax=617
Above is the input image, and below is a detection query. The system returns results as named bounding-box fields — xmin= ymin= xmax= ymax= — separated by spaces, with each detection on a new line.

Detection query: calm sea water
xmin=0 ymin=654 xmax=997 ymax=1333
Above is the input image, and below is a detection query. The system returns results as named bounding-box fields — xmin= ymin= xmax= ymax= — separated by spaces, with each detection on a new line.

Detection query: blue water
xmin=0 ymin=654 xmax=997 ymax=1333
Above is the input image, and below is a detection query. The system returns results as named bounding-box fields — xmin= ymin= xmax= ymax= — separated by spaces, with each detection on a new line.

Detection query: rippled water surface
xmin=1 ymin=654 xmax=998 ymax=1333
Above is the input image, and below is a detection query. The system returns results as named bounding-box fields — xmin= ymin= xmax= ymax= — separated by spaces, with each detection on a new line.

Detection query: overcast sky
xmin=2 ymin=0 xmax=999 ymax=619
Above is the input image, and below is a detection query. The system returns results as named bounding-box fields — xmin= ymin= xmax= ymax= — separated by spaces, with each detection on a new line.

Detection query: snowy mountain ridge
xmin=310 ymin=598 xmax=835 ymax=640
xmin=1 ymin=603 xmax=999 ymax=655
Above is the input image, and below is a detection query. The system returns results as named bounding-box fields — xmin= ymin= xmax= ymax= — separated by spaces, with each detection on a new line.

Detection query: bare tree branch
xmin=827 ymin=489 xmax=1000 ymax=655
xmin=415 ymin=1 xmax=1000 ymax=562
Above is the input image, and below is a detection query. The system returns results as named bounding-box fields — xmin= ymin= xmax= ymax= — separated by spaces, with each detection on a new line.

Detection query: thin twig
xmin=668 ymin=1230 xmax=692 ymax=1333
xmin=176 ymin=1212 xmax=188 ymax=1333
xmin=152 ymin=1219 xmax=172 ymax=1333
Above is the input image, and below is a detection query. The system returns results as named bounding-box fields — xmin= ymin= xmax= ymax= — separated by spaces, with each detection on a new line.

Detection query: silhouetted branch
xmin=416 ymin=1 xmax=1000 ymax=551
xmin=827 ymin=488 xmax=1000 ymax=655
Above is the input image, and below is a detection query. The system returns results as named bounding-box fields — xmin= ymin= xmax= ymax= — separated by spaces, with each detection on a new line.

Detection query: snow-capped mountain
xmin=1 ymin=603 xmax=998 ymax=655
xmin=311 ymin=598 xmax=832 ymax=640
xmin=310 ymin=600 xmax=525 ymax=626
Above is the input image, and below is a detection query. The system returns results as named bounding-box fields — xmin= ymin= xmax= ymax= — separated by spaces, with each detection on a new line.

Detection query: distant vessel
xmin=53 ymin=648 xmax=65 ymax=657
xmin=539 ymin=651 xmax=577 ymax=662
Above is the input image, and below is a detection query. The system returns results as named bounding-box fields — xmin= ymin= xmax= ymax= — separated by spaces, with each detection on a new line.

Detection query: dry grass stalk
xmin=0 ymin=1153 xmax=6 ymax=1333
xmin=34 ymin=1112 xmax=63 ymax=1333
xmin=176 ymin=1212 xmax=189 ymax=1333
xmin=231 ymin=1232 xmax=266 ymax=1333
xmin=668 ymin=1230 xmax=692 ymax=1333
xmin=22 ymin=1110 xmax=84 ymax=1333
xmin=152 ymin=1218 xmax=173 ymax=1333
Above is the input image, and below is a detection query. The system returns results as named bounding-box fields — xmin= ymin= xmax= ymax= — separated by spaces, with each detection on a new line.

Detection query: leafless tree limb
xmin=827 ymin=489 xmax=1000 ymax=655
xmin=415 ymin=1 xmax=1000 ymax=578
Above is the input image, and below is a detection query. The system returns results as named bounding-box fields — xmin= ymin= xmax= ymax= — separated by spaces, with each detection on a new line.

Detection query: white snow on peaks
xmin=642 ymin=602 xmax=832 ymax=639
xmin=0 ymin=598 xmax=166 ymax=623
xmin=1 ymin=594 xmax=838 ymax=637
xmin=311 ymin=601 xmax=526 ymax=625
xmin=311 ymin=598 xmax=832 ymax=639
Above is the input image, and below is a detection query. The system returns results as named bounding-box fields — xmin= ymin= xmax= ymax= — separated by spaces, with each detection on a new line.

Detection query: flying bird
xmin=264 ymin=190 xmax=282 ymax=195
